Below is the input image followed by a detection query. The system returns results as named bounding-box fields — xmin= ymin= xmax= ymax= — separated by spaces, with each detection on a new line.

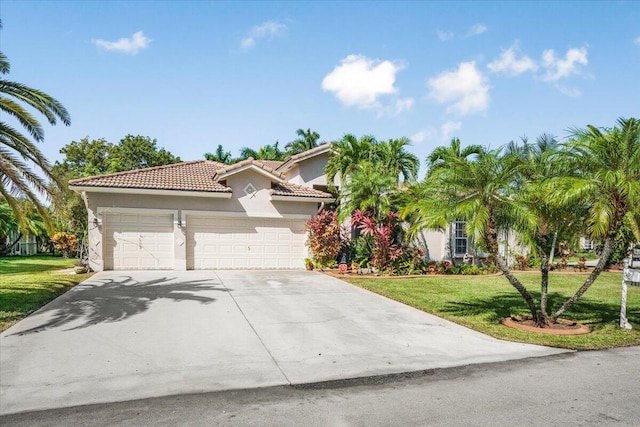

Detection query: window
xmin=454 ymin=220 xmax=468 ymax=255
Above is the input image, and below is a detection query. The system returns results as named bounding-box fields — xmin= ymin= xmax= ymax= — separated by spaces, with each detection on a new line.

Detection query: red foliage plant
xmin=352 ymin=210 xmax=404 ymax=271
xmin=305 ymin=210 xmax=346 ymax=266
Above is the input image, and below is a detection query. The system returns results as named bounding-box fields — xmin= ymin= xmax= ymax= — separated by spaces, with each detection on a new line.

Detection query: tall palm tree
xmin=375 ymin=137 xmax=419 ymax=183
xmin=325 ymin=134 xmax=377 ymax=185
xmin=1 ymin=51 xmax=70 ymax=231
xmin=285 ymin=128 xmax=321 ymax=155
xmin=403 ymin=146 xmax=541 ymax=323
xmin=204 ymin=144 xmax=233 ymax=164
xmin=551 ymin=117 xmax=640 ymax=320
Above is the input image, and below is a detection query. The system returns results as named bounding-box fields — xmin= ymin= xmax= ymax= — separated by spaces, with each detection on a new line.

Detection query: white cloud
xmin=93 ymin=31 xmax=151 ymax=55
xmin=322 ymin=54 xmax=404 ymax=109
xmin=441 ymin=121 xmax=462 ymax=141
xmin=541 ymin=46 xmax=588 ymax=82
xmin=488 ymin=42 xmax=537 ymax=76
xmin=410 ymin=130 xmax=429 ymax=144
xmin=465 ymin=23 xmax=487 ymax=37
xmin=240 ymin=21 xmax=287 ymax=50
xmin=377 ymin=97 xmax=415 ymax=118
xmin=427 ymin=61 xmax=490 ymax=115
xmin=634 ymin=36 xmax=640 ymax=46
xmin=437 ymin=30 xmax=454 ymax=41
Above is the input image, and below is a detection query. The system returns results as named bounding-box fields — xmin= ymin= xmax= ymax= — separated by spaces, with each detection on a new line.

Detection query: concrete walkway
xmin=1 ymin=270 xmax=568 ymax=415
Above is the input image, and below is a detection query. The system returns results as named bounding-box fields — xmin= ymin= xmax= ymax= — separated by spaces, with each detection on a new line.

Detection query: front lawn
xmin=343 ymin=272 xmax=640 ymax=350
xmin=0 ymin=255 xmax=92 ymax=332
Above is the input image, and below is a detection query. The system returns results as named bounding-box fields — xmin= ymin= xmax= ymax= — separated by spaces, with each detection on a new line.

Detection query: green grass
xmin=0 ymin=254 xmax=92 ymax=332
xmin=343 ymin=272 xmax=640 ymax=350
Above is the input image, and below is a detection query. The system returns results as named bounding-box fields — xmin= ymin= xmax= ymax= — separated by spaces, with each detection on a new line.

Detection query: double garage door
xmin=186 ymin=216 xmax=307 ymax=269
xmin=103 ymin=212 xmax=307 ymax=270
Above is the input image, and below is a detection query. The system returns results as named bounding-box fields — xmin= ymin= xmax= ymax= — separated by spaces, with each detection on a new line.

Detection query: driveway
xmin=1 ymin=270 xmax=567 ymax=414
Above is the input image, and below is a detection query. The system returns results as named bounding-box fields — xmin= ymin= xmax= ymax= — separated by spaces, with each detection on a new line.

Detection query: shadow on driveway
xmin=11 ymin=275 xmax=228 ymax=335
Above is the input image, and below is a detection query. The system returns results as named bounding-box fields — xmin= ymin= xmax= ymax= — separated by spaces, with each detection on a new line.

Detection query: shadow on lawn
xmin=440 ymin=291 xmax=638 ymax=326
xmin=9 ymin=275 xmax=228 ymax=335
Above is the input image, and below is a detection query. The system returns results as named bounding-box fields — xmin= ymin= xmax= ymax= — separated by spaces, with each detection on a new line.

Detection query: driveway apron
xmin=1 ymin=270 xmax=568 ymax=414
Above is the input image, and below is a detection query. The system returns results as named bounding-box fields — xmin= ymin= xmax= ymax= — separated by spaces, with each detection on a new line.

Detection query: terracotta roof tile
xmin=68 ymin=161 xmax=231 ymax=193
xmin=271 ymin=182 xmax=333 ymax=199
xmin=215 ymin=158 xmax=286 ymax=179
xmin=276 ymin=143 xmax=332 ymax=171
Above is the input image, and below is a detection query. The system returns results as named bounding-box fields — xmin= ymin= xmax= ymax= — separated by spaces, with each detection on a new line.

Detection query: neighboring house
xmin=1 ymin=231 xmax=39 ymax=256
xmin=415 ymin=223 xmax=525 ymax=266
xmin=69 ymin=144 xmax=335 ymax=272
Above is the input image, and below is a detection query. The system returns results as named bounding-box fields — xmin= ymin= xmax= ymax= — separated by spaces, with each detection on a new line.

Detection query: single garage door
xmin=187 ymin=216 xmax=307 ymax=269
xmin=103 ymin=212 xmax=174 ymax=270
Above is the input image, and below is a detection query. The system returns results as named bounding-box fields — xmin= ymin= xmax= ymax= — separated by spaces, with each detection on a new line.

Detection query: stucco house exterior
xmin=69 ymin=144 xmax=335 ymax=272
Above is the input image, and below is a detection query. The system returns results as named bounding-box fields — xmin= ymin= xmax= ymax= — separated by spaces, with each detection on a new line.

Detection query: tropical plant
xmin=375 ymin=137 xmax=420 ymax=182
xmin=325 ymin=134 xmax=377 ymax=185
xmin=337 ymin=161 xmax=399 ymax=221
xmin=239 ymin=141 xmax=287 ymax=161
xmin=352 ymin=210 xmax=405 ymax=272
xmin=204 ymin=144 xmax=234 ymax=164
xmin=0 ymin=51 xmax=70 ymax=232
xmin=50 ymin=231 xmax=78 ymax=258
xmin=285 ymin=128 xmax=321 ymax=155
xmin=402 ymin=146 xmax=542 ymax=323
xmin=550 ymin=117 xmax=640 ymax=320
xmin=305 ymin=209 xmax=346 ymax=267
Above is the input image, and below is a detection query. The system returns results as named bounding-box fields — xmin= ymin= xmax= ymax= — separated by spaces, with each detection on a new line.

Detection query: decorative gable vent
xmin=244 ymin=183 xmax=257 ymax=198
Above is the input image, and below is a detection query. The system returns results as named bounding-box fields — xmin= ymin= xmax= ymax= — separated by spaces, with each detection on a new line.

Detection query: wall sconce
xmin=92 ymin=217 xmax=102 ymax=226
xmin=175 ymin=218 xmax=183 ymax=229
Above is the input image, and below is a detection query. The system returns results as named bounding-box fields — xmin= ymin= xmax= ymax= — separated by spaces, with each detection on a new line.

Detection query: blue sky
xmin=2 ymin=1 xmax=639 ymax=175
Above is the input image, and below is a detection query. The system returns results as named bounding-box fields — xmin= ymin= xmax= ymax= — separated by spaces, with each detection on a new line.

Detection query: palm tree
xmin=239 ymin=141 xmax=287 ymax=161
xmin=551 ymin=117 xmax=640 ymax=320
xmin=204 ymin=144 xmax=233 ymax=164
xmin=1 ymin=51 xmax=70 ymax=231
xmin=375 ymin=137 xmax=419 ymax=183
xmin=426 ymin=137 xmax=483 ymax=173
xmin=403 ymin=146 xmax=541 ymax=323
xmin=285 ymin=128 xmax=321 ymax=155
xmin=325 ymin=134 xmax=377 ymax=185
xmin=337 ymin=161 xmax=398 ymax=221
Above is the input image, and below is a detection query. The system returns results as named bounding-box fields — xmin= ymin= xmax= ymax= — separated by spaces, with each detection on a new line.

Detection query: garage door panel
xmin=187 ymin=215 xmax=307 ymax=269
xmin=104 ymin=213 xmax=174 ymax=270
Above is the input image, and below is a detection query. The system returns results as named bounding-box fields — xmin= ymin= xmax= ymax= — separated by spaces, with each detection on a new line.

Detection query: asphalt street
xmin=2 ymin=346 xmax=638 ymax=426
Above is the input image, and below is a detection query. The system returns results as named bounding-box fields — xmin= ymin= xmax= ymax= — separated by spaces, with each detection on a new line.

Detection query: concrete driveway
xmin=1 ymin=270 xmax=567 ymax=415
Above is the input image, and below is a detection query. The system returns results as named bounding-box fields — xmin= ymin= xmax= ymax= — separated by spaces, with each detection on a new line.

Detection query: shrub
xmin=50 ymin=231 xmax=78 ymax=258
xmin=305 ymin=210 xmax=347 ymax=268
xmin=352 ymin=210 xmax=405 ymax=272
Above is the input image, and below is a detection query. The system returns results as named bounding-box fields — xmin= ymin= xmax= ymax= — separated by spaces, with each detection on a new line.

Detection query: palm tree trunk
xmin=552 ymin=237 xmax=614 ymax=321
xmin=539 ymin=254 xmax=550 ymax=326
xmin=549 ymin=231 xmax=558 ymax=265
xmin=493 ymin=254 xmax=539 ymax=323
xmin=486 ymin=216 xmax=539 ymax=323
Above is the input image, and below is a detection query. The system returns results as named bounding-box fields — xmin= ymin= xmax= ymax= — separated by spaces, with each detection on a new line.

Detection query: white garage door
xmin=103 ymin=212 xmax=174 ymax=270
xmin=187 ymin=216 xmax=307 ymax=269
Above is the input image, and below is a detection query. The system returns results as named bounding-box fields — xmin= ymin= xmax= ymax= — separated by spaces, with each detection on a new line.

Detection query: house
xmin=1 ymin=231 xmax=39 ymax=256
xmin=69 ymin=144 xmax=335 ymax=272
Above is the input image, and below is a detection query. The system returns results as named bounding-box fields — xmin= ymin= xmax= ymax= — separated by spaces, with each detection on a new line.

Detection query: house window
xmin=454 ymin=220 xmax=468 ymax=255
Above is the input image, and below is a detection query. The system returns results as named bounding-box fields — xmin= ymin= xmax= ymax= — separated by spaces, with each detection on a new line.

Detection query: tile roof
xmin=276 ymin=143 xmax=332 ymax=172
xmin=68 ymin=161 xmax=231 ymax=193
xmin=69 ymin=156 xmax=333 ymax=199
xmin=259 ymin=160 xmax=285 ymax=169
xmin=215 ymin=158 xmax=285 ymax=180
xmin=271 ymin=182 xmax=333 ymax=199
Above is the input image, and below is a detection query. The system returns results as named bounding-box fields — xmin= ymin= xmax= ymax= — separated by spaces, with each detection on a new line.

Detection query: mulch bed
xmin=501 ymin=316 xmax=592 ymax=335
